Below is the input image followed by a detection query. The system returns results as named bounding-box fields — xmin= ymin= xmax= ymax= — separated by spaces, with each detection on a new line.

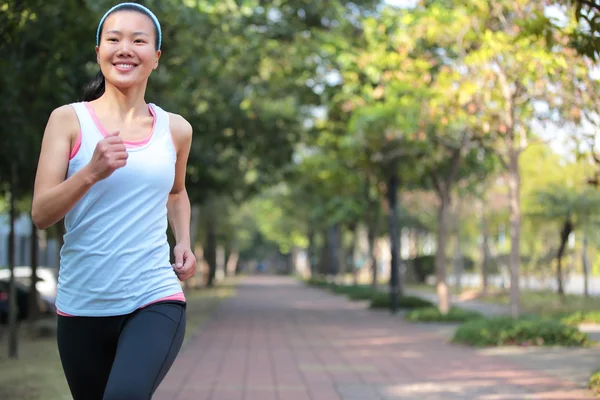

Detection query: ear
xmin=95 ymin=46 xmax=100 ymax=64
xmin=153 ymin=49 xmax=162 ymax=70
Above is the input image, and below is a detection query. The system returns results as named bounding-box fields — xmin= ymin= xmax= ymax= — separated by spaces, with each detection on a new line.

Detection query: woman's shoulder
xmin=45 ymin=104 xmax=80 ymax=138
xmin=166 ymin=111 xmax=193 ymax=141
xmin=49 ymin=104 xmax=79 ymax=123
xmin=149 ymin=104 xmax=192 ymax=135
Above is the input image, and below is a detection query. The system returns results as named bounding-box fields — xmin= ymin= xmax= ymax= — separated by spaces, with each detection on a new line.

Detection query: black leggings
xmin=57 ymin=301 xmax=186 ymax=400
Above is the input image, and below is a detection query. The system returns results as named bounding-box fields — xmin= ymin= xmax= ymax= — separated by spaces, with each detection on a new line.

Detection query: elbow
xmin=31 ymin=205 xmax=50 ymax=230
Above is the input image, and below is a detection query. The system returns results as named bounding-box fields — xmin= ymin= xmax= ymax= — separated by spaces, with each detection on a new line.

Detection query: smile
xmin=114 ymin=63 xmax=137 ymax=71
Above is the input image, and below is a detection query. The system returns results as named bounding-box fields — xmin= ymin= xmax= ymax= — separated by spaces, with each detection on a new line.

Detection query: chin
xmin=108 ymin=77 xmax=145 ymax=90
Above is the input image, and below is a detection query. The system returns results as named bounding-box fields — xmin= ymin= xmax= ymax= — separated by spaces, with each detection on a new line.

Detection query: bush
xmin=589 ymin=370 xmax=600 ymax=396
xmin=347 ymin=287 xmax=377 ymax=300
xmin=412 ymin=256 xmax=435 ymax=283
xmin=306 ymin=280 xmax=377 ymax=301
xmin=560 ymin=311 xmax=600 ymax=326
xmin=451 ymin=316 xmax=590 ymax=347
xmin=405 ymin=307 xmax=483 ymax=323
xmin=338 ymin=285 xmax=376 ymax=300
xmin=306 ymin=277 xmax=329 ymax=288
xmin=369 ymin=292 xmax=434 ymax=309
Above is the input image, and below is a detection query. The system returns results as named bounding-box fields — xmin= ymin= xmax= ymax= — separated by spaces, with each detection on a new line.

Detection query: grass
xmin=404 ymin=306 xmax=483 ymax=323
xmin=474 ymin=289 xmax=599 ymax=317
xmin=0 ymin=321 xmax=69 ymax=400
xmin=0 ymin=281 xmax=236 ymax=400
xmin=451 ymin=316 xmax=591 ymax=348
xmin=408 ymin=283 xmax=599 ymax=321
xmin=406 ymin=283 xmax=464 ymax=295
xmin=589 ymin=369 xmax=600 ymax=396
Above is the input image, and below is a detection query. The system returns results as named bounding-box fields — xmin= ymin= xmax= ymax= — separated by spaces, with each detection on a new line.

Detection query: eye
xmin=134 ymin=39 xmax=146 ymax=44
xmin=106 ymin=37 xmax=118 ymax=42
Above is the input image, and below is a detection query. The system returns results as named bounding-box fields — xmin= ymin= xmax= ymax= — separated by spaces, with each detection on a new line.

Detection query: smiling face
xmin=96 ymin=10 xmax=161 ymax=90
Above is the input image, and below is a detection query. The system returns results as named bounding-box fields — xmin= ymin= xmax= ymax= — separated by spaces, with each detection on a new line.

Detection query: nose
xmin=116 ymin=40 xmax=134 ymax=57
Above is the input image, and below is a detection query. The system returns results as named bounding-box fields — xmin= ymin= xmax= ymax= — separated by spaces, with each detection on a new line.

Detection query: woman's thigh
xmin=57 ymin=315 xmax=121 ymax=400
xmin=102 ymin=301 xmax=186 ymax=400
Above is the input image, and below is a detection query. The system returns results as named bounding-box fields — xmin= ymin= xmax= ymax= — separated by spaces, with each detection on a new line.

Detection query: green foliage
xmin=305 ymin=276 xmax=330 ymax=288
xmin=560 ymin=311 xmax=600 ymax=326
xmin=451 ymin=317 xmax=590 ymax=347
xmin=404 ymin=307 xmax=483 ymax=323
xmin=411 ymin=255 xmax=435 ymax=283
xmin=346 ymin=286 xmax=378 ymax=301
xmin=589 ymin=369 xmax=600 ymax=396
xmin=329 ymin=284 xmax=376 ymax=300
xmin=369 ymin=293 xmax=434 ymax=309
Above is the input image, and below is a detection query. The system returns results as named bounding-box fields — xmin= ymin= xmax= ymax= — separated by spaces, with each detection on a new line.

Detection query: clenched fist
xmin=87 ymin=130 xmax=128 ymax=182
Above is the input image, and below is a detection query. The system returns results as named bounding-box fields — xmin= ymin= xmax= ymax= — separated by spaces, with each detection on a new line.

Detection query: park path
xmin=154 ymin=276 xmax=595 ymax=400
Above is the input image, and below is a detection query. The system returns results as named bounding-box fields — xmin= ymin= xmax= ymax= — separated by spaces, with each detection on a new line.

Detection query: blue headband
xmin=96 ymin=3 xmax=162 ymax=50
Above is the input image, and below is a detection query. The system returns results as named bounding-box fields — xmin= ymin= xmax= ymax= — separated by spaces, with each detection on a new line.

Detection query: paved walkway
xmin=155 ymin=276 xmax=595 ymax=400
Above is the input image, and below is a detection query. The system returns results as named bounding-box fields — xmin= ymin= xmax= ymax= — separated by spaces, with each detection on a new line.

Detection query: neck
xmin=95 ymin=83 xmax=150 ymax=121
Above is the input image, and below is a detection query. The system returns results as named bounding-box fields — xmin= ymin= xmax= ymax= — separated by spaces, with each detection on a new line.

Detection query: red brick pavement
xmin=154 ymin=276 xmax=595 ymax=400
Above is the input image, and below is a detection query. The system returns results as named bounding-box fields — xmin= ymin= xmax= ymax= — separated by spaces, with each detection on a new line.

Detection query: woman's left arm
xmin=167 ymin=113 xmax=196 ymax=281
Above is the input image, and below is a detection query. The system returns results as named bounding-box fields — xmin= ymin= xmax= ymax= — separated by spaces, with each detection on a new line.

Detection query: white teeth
xmin=116 ymin=64 xmax=135 ymax=69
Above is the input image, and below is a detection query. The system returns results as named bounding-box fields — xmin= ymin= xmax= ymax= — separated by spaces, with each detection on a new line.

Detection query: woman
xmin=32 ymin=3 xmax=195 ymax=399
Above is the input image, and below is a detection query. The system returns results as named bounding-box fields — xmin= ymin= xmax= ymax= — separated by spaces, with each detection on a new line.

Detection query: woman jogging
xmin=31 ymin=3 xmax=195 ymax=399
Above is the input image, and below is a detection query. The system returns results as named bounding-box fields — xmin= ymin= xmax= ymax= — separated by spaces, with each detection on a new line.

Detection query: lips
xmin=113 ymin=63 xmax=138 ymax=71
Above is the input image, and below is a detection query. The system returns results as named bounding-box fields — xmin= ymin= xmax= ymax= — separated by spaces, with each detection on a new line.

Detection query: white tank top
xmin=56 ymin=102 xmax=183 ymax=316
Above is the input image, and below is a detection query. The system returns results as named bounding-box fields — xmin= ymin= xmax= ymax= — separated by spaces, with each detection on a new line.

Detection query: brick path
xmin=154 ymin=276 xmax=595 ymax=400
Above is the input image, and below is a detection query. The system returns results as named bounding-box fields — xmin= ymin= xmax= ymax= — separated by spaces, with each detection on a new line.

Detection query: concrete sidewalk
xmin=154 ymin=276 xmax=595 ymax=400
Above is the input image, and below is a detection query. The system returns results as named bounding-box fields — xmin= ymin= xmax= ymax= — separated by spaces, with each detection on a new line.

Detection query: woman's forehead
xmin=103 ymin=10 xmax=155 ymax=31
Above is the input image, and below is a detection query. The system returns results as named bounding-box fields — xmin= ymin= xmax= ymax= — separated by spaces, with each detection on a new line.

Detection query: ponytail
xmin=82 ymin=70 xmax=105 ymax=102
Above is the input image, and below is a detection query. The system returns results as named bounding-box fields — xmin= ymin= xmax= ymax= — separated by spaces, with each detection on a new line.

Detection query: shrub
xmin=560 ymin=311 xmax=600 ymax=326
xmin=369 ymin=292 xmax=434 ymax=309
xmin=410 ymin=255 xmax=480 ymax=282
xmin=347 ymin=287 xmax=377 ymax=300
xmin=405 ymin=307 xmax=483 ymax=323
xmin=589 ymin=370 xmax=600 ymax=396
xmin=336 ymin=285 xmax=376 ymax=300
xmin=412 ymin=256 xmax=435 ymax=283
xmin=451 ymin=316 xmax=590 ymax=347
xmin=306 ymin=277 xmax=329 ymax=288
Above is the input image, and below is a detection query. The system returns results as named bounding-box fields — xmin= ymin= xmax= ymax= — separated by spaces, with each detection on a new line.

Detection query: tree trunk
xmin=226 ymin=247 xmax=239 ymax=276
xmin=348 ymin=224 xmax=358 ymax=286
xmin=204 ymin=214 xmax=217 ymax=287
xmin=307 ymin=227 xmax=315 ymax=278
xmin=435 ymin=193 xmax=451 ymax=315
xmin=387 ymin=174 xmax=402 ymax=314
xmin=479 ymin=201 xmax=491 ymax=294
xmin=186 ymin=204 xmax=201 ymax=289
xmin=582 ymin=233 xmax=590 ymax=298
xmin=216 ymin=245 xmax=226 ymax=278
xmin=28 ymin=218 xmax=40 ymax=322
xmin=337 ymin=226 xmax=347 ymax=283
xmin=556 ymin=219 xmax=573 ymax=297
xmin=453 ymin=235 xmax=464 ymax=294
xmin=367 ymin=221 xmax=378 ymax=290
xmin=318 ymin=230 xmax=329 ymax=276
xmin=328 ymin=225 xmax=339 ymax=278
xmin=507 ymin=149 xmax=521 ymax=318
xmin=8 ymin=163 xmax=18 ymax=359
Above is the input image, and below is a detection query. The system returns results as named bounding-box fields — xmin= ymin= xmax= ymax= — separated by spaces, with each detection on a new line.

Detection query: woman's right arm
xmin=32 ymin=105 xmax=127 ymax=230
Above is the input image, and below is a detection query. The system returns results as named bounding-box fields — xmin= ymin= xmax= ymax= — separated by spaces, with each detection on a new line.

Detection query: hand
xmin=172 ymin=244 xmax=197 ymax=281
xmin=87 ymin=130 xmax=128 ymax=182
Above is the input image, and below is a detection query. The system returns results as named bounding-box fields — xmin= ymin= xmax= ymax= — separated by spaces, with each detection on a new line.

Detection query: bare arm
xmin=167 ymin=113 xmax=195 ymax=280
xmin=32 ymin=106 xmax=127 ymax=230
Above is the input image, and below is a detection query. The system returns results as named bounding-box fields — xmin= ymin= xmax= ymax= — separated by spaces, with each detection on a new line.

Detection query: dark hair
xmin=83 ymin=71 xmax=106 ymax=102
xmin=82 ymin=4 xmax=160 ymax=102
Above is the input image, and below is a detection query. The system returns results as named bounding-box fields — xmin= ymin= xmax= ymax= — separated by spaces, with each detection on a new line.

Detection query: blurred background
xmin=1 ymin=0 xmax=600 ymax=398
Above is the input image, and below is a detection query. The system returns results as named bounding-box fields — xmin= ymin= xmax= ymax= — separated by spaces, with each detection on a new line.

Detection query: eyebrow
xmin=105 ymin=30 xmax=150 ymax=37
